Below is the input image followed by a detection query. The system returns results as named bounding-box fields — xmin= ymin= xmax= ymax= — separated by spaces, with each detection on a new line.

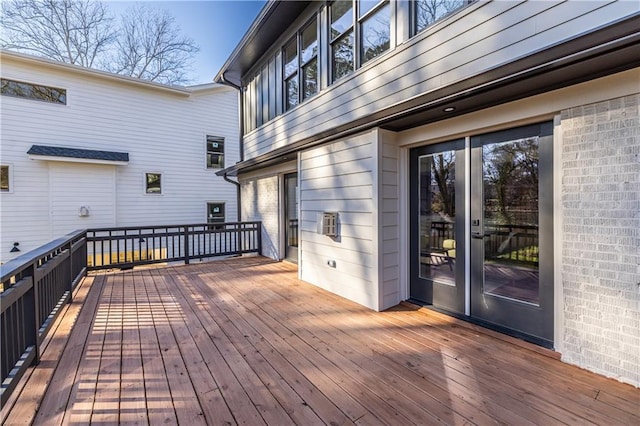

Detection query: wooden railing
xmin=86 ymin=222 xmax=262 ymax=270
xmin=0 ymin=230 xmax=87 ymax=406
xmin=0 ymin=221 xmax=262 ymax=405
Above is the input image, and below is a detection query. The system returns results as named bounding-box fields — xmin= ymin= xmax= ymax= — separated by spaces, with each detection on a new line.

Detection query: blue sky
xmin=107 ymin=1 xmax=266 ymax=85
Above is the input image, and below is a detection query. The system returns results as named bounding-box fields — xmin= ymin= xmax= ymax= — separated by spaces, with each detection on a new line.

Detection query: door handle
xmin=471 ymin=231 xmax=484 ymax=239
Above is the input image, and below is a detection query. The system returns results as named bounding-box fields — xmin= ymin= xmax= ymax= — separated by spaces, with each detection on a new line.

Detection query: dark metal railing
xmin=86 ymin=222 xmax=262 ymax=270
xmin=0 ymin=230 xmax=87 ymax=406
xmin=1 ymin=221 xmax=262 ymax=405
xmin=425 ymin=221 xmax=538 ymax=264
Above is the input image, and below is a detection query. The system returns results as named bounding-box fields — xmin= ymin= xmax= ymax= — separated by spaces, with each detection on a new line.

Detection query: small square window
xmin=207 ymin=202 xmax=226 ymax=229
xmin=1 ymin=165 xmax=10 ymax=192
xmin=145 ymin=173 xmax=162 ymax=194
xmin=207 ymin=136 xmax=225 ymax=169
xmin=207 ymin=202 xmax=225 ymax=223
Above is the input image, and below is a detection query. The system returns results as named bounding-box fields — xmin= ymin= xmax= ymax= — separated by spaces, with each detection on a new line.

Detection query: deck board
xmin=5 ymin=256 xmax=638 ymax=425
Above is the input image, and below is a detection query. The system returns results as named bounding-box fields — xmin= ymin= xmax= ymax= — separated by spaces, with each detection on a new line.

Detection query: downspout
xmin=220 ymin=72 xmax=244 ymax=162
xmin=219 ymin=72 xmax=244 ymax=221
xmin=223 ymin=173 xmax=242 ymax=222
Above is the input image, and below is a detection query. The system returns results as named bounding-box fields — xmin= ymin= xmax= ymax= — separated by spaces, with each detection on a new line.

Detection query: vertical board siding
xmin=0 ymin=57 xmax=239 ymax=261
xmin=299 ymin=131 xmax=378 ymax=310
xmin=242 ymin=0 xmax=636 ymax=160
xmin=379 ymin=132 xmax=400 ymax=310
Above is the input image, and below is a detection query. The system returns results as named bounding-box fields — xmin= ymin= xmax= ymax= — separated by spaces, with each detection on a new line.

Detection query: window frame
xmin=206 ymin=202 xmax=226 ymax=229
xmin=329 ymin=0 xmax=391 ymax=84
xmin=283 ymin=15 xmax=319 ymax=112
xmin=1 ymin=164 xmax=13 ymax=193
xmin=412 ymin=0 xmax=472 ymax=36
xmin=206 ymin=135 xmax=225 ymax=169
xmin=1 ymin=78 xmax=67 ymax=105
xmin=144 ymin=172 xmax=163 ymax=195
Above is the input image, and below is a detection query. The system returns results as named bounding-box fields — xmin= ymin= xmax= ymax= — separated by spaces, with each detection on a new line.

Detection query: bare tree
xmin=111 ymin=5 xmax=198 ymax=85
xmin=1 ymin=0 xmax=115 ymax=68
xmin=1 ymin=0 xmax=199 ymax=85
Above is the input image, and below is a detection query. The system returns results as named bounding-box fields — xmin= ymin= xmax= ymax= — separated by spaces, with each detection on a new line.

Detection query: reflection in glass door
xmin=410 ymin=140 xmax=465 ymax=314
xmin=470 ymin=123 xmax=554 ymax=346
xmin=284 ymin=173 xmax=298 ymax=263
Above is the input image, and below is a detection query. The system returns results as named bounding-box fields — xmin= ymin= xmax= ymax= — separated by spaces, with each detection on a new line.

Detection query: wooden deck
xmin=2 ymin=256 xmax=638 ymax=425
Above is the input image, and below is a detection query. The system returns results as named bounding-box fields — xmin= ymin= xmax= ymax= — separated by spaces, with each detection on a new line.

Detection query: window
xmin=330 ymin=1 xmax=355 ymax=81
xmin=414 ymin=0 xmax=469 ymax=34
xmin=330 ymin=0 xmax=390 ymax=83
xmin=360 ymin=1 xmax=390 ymax=65
xmin=284 ymin=38 xmax=299 ymax=111
xmin=283 ymin=16 xmax=318 ymax=112
xmin=145 ymin=173 xmax=162 ymax=194
xmin=207 ymin=136 xmax=225 ymax=169
xmin=1 ymin=78 xmax=66 ymax=104
xmin=1 ymin=165 xmax=10 ymax=192
xmin=207 ymin=202 xmax=225 ymax=224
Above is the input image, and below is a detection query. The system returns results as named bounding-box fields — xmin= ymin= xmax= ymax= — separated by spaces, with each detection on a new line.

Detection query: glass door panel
xmin=418 ymin=151 xmax=457 ymax=286
xmin=410 ymin=139 xmax=465 ymax=314
xmin=482 ymin=137 xmax=540 ymax=305
xmin=470 ymin=122 xmax=554 ymax=346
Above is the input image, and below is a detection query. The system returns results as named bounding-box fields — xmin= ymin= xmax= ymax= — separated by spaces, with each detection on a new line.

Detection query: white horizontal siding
xmin=299 ymin=131 xmax=379 ymax=310
xmin=50 ymin=162 xmax=116 ymax=235
xmin=242 ymin=0 xmax=637 ymax=160
xmin=0 ymin=57 xmax=239 ymax=261
xmin=379 ymin=130 xmax=400 ymax=310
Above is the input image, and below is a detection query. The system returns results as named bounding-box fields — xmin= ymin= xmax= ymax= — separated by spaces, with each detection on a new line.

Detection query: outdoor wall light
xmin=10 ymin=242 xmax=20 ymax=252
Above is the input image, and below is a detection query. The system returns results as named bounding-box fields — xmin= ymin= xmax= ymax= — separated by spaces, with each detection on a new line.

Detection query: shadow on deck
xmin=2 ymin=256 xmax=638 ymax=425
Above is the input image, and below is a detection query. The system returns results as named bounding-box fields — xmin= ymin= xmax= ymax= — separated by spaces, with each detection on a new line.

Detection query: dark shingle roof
xmin=27 ymin=145 xmax=129 ymax=162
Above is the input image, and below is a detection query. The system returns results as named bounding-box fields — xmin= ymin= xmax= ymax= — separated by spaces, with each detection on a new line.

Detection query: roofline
xmin=187 ymin=82 xmax=232 ymax=93
xmin=0 ymin=49 xmax=192 ymax=96
xmin=214 ymin=1 xmax=312 ymax=87
xmin=213 ymin=0 xmax=276 ymax=85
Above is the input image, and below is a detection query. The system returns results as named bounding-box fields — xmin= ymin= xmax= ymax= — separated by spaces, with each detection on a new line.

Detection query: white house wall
xmin=0 ymin=55 xmax=239 ymax=261
xmin=50 ymin=162 xmax=116 ymax=236
xmin=242 ymin=0 xmax=638 ymax=160
xmin=299 ymin=130 xmax=379 ymax=310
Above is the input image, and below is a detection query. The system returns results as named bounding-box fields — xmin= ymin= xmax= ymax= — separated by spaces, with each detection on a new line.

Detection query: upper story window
xmin=284 ymin=17 xmax=318 ymax=112
xmin=206 ymin=136 xmax=225 ymax=169
xmin=360 ymin=1 xmax=391 ymax=65
xmin=330 ymin=0 xmax=390 ymax=83
xmin=0 ymin=78 xmax=66 ymax=104
xmin=414 ymin=0 xmax=469 ymax=34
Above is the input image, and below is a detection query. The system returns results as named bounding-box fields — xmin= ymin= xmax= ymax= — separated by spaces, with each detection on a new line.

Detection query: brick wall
xmin=240 ymin=175 xmax=280 ymax=260
xmin=560 ymin=94 xmax=639 ymax=386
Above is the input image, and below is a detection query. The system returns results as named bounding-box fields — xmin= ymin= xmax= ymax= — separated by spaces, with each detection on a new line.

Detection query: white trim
xmin=464 ymin=136 xmax=471 ymax=316
xmin=28 ymin=154 xmax=128 ymax=166
xmin=398 ymin=147 xmax=409 ymax=302
xmin=372 ymin=129 xmax=381 ymax=311
xmin=553 ymin=114 xmax=564 ymax=354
